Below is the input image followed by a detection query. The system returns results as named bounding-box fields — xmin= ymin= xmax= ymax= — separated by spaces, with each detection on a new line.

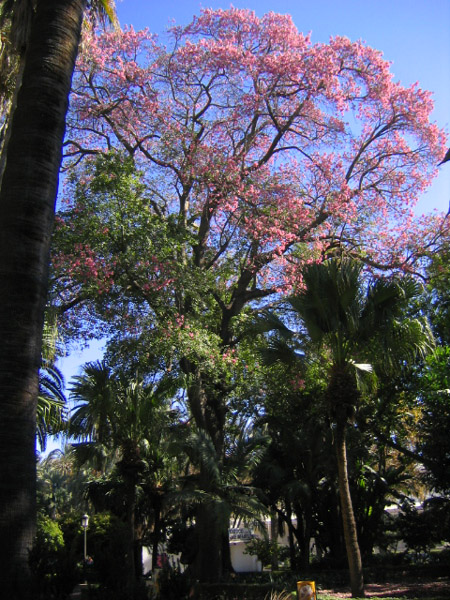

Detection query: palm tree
xmin=36 ymin=313 xmax=67 ymax=452
xmin=289 ymin=259 xmax=434 ymax=597
xmin=0 ymin=2 xmax=117 ymax=597
xmin=69 ymin=361 xmax=116 ymax=446
xmin=69 ymin=361 xmax=178 ymax=597
xmin=254 ymin=400 xmax=334 ymax=570
xmin=171 ymin=424 xmax=268 ymax=579
xmin=37 ymin=448 xmax=88 ymax=518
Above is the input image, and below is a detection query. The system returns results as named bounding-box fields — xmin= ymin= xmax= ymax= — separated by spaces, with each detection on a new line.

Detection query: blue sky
xmin=47 ymin=0 xmax=450 ymax=454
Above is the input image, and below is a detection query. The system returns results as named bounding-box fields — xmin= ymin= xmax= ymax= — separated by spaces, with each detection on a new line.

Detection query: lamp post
xmin=81 ymin=514 xmax=89 ymax=563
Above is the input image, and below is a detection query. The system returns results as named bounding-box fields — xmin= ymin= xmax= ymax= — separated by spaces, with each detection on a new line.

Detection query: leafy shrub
xmin=244 ymin=538 xmax=290 ymax=569
xmin=29 ymin=513 xmax=80 ymax=599
xmin=394 ymin=505 xmax=438 ymax=556
xmin=57 ymin=511 xmax=132 ymax=598
xmin=157 ymin=565 xmax=192 ymax=600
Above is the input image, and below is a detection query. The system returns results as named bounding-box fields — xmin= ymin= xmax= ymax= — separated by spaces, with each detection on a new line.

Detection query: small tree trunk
xmin=151 ymin=504 xmax=162 ymax=571
xmin=293 ymin=499 xmax=312 ymax=570
xmin=285 ymin=501 xmax=298 ymax=570
xmin=270 ymin=510 xmax=279 ymax=571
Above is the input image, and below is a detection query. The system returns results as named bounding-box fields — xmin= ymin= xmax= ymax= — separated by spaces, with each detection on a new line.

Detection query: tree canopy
xmin=45 ymin=8 xmax=450 ymax=591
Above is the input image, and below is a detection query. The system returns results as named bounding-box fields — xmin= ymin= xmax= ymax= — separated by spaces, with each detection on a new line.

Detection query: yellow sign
xmin=297 ymin=581 xmax=317 ymax=600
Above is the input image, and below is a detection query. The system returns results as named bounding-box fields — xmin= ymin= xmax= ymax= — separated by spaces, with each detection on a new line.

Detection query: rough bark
xmin=192 ymin=501 xmax=223 ymax=582
xmin=183 ymin=362 xmax=228 ymax=582
xmin=0 ymin=1 xmax=85 ymax=597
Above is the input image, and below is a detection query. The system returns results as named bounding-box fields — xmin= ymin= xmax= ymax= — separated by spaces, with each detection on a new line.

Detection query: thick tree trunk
xmin=221 ymin=528 xmax=234 ymax=575
xmin=335 ymin=424 xmax=364 ymax=598
xmin=192 ymin=501 xmax=223 ymax=582
xmin=184 ymin=366 xmax=227 ymax=582
xmin=0 ymin=1 xmax=85 ymax=597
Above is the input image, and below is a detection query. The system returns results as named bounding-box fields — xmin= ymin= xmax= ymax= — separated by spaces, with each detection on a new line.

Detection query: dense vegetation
xmin=0 ymin=6 xmax=449 ymax=600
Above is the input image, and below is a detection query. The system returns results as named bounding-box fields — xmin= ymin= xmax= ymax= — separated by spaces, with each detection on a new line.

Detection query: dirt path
xmin=319 ymin=578 xmax=450 ymax=598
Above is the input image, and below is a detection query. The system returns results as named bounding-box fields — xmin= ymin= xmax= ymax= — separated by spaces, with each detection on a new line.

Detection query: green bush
xmin=61 ymin=512 xmax=130 ymax=596
xmin=244 ymin=538 xmax=290 ymax=569
xmin=157 ymin=565 xmax=192 ymax=600
xmin=29 ymin=513 xmax=80 ymax=599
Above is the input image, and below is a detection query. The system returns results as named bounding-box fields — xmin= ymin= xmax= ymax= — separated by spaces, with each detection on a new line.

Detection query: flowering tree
xmin=55 ymin=8 xmax=448 ymax=585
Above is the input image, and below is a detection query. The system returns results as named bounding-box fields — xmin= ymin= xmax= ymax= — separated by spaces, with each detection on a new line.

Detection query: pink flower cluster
xmin=59 ymin=8 xmax=448 ymax=330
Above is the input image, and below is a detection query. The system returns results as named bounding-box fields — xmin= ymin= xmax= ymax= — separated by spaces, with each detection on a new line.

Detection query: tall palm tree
xmin=0 ymin=2 xmax=117 ymax=597
xmin=69 ymin=361 xmax=116 ymax=446
xmin=289 ymin=259 xmax=434 ymax=597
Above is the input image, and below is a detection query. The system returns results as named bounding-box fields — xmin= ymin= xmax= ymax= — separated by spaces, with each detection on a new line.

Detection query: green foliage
xmin=37 ymin=513 xmax=65 ymax=551
xmin=290 ymin=259 xmax=433 ymax=378
xmin=37 ymin=450 xmax=92 ymax=518
xmin=392 ymin=496 xmax=450 ymax=555
xmin=52 ymin=150 xmax=220 ymax=343
xmin=244 ymin=538 xmax=289 ymax=568
xmin=395 ymin=504 xmax=437 ymax=556
xmin=251 ymin=354 xmax=337 ymax=569
xmin=416 ymin=347 xmax=450 ymax=495
xmin=37 ymin=313 xmax=67 ymax=452
xmin=37 ymin=361 xmax=67 ymax=452
xmin=353 ymin=461 xmax=413 ymax=558
xmin=157 ymin=565 xmax=192 ymax=600
xmin=265 ymin=592 xmax=295 ymax=600
xmin=60 ymin=511 xmax=130 ymax=595
xmin=426 ymin=247 xmax=450 ymax=344
xmin=29 ymin=513 xmax=79 ymax=600
xmin=86 ymin=514 xmax=129 ymax=596
xmin=170 ymin=425 xmax=268 ymax=550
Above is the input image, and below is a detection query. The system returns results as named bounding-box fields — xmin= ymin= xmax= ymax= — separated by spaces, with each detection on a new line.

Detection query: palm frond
xmin=89 ymin=0 xmax=119 ymax=29
xmin=250 ymin=310 xmax=294 ymax=339
xmin=37 ymin=359 xmax=67 ymax=451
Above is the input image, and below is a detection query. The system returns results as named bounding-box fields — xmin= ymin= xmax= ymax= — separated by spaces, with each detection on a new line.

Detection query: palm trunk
xmin=0 ymin=1 xmax=85 ymax=597
xmin=124 ymin=480 xmax=137 ymax=597
xmin=335 ymin=424 xmax=364 ymax=598
xmin=270 ymin=510 xmax=279 ymax=571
